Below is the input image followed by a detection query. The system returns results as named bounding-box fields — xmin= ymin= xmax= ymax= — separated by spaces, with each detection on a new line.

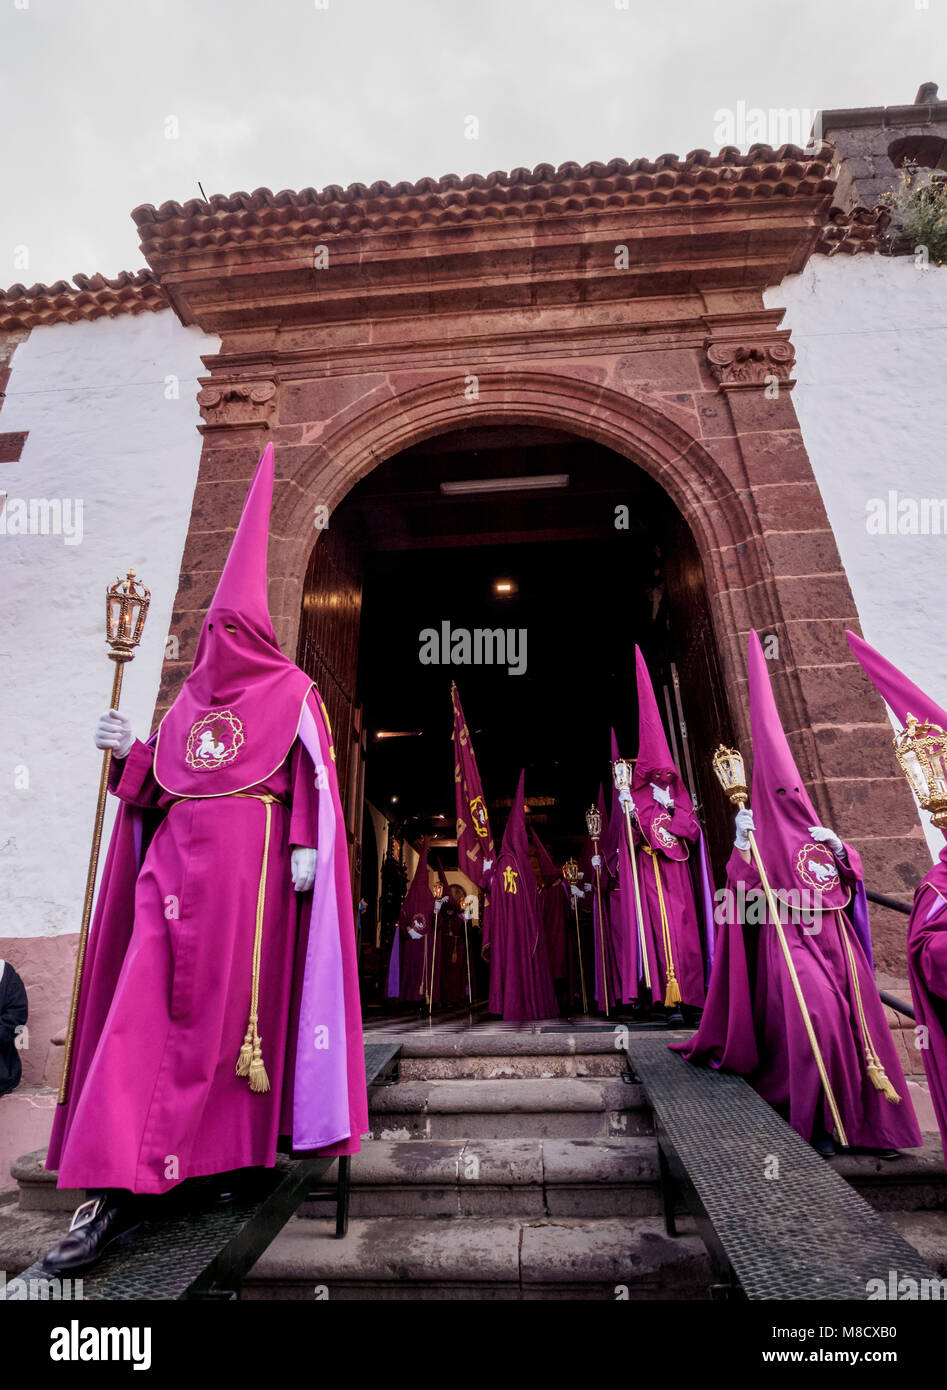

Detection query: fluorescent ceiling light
xmin=440 ymin=473 xmax=569 ymax=496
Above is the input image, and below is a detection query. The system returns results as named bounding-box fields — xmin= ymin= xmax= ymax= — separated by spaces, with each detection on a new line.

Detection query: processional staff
xmin=612 ymin=759 xmax=652 ymax=993
xmin=562 ymin=858 xmax=589 ymax=1015
xmin=59 ymin=570 xmax=151 ymax=1104
xmin=711 ymin=744 xmax=849 ymax=1148
xmin=586 ymin=805 xmax=609 ymax=1018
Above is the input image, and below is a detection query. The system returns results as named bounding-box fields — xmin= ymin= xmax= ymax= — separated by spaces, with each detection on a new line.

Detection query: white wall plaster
xmin=0 ymin=309 xmax=218 ymax=938
xmin=766 ymin=254 xmax=947 ymax=860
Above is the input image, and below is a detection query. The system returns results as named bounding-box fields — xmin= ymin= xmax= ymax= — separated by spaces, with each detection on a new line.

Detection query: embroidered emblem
xmin=185 ymin=710 xmax=245 ymax=771
xmin=469 ymin=795 xmax=489 ymax=839
xmin=503 ymin=866 xmax=518 ymax=894
xmin=794 ymin=841 xmax=840 ymax=893
xmin=651 ymin=811 xmax=680 ymax=852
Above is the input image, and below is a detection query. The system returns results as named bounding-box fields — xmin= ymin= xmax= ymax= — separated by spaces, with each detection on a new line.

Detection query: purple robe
xmin=483 ymin=772 xmax=557 ymax=1021
xmin=48 ymin=693 xmax=368 ymax=1193
xmin=907 ymin=851 xmax=947 ymax=1156
xmin=675 ymin=844 xmax=922 ymax=1148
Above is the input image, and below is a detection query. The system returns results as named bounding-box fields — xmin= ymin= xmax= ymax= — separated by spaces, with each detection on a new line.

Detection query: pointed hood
xmin=399 ymin=838 xmax=434 ymax=930
xmin=747 ymin=629 xmax=850 ymax=908
xmin=848 ymin=629 xmax=947 ymax=842
xmin=155 ymin=444 xmax=314 ymax=796
xmin=530 ymin=827 xmax=561 ymax=886
xmin=633 ymin=646 xmax=676 ymax=781
xmin=500 ymin=770 xmax=530 ymax=868
xmin=847 ymin=630 xmax=947 ymax=732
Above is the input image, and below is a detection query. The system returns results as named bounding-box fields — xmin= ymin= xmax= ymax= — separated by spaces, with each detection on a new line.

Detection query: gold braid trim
xmin=835 ymin=910 xmax=900 ymax=1105
xmin=233 ymin=794 xmax=279 ymax=1093
xmin=649 ymin=850 xmax=681 ymax=1008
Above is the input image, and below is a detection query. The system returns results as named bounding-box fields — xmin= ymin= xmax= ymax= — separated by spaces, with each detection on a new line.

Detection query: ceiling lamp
xmin=440 ymin=473 xmax=569 ymax=496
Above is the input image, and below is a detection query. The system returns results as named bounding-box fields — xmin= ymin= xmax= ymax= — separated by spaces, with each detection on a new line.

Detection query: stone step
xmin=301 ymin=1137 xmax=666 ymax=1219
xmin=398 ymin=1053 xmax=626 ymax=1080
xmin=830 ymin=1146 xmax=947 ymax=1213
xmin=241 ymin=1214 xmax=712 ymax=1300
xmin=368 ymin=1078 xmax=650 ymax=1140
xmin=374 ymin=1032 xmax=631 ymax=1057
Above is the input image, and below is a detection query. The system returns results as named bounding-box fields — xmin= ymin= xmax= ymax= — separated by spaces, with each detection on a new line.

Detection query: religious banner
xmin=451 ymin=681 xmax=495 ymax=887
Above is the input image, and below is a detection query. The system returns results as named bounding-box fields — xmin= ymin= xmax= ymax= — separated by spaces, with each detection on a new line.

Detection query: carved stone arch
xmin=266 ymin=369 xmax=785 ymax=748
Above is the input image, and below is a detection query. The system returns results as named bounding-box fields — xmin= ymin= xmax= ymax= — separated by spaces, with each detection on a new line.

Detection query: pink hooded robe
xmin=47 ymin=445 xmax=368 ymax=1194
xmin=675 ymin=631 xmax=921 ymax=1150
xmin=482 ymin=771 xmax=558 ymax=1021
xmin=385 ymin=838 xmax=441 ymax=1004
xmin=630 ymin=648 xmax=715 ymax=1009
xmin=848 ymin=629 xmax=947 ymax=1158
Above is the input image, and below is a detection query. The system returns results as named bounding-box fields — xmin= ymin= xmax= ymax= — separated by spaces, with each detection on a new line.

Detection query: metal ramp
xmin=626 ymin=1033 xmax=935 ymax=1301
xmin=9 ymin=1041 xmax=401 ymax=1301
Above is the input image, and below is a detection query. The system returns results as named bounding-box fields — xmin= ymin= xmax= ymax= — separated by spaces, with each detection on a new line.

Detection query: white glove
xmin=734 ymin=808 xmax=754 ymax=851
xmin=291 ymin=846 xmax=317 ymax=892
xmin=591 ymin=854 xmax=602 ymax=868
xmin=809 ymin=825 xmax=845 ymax=857
xmin=435 ymin=896 xmax=448 ymax=910
xmin=94 ymin=709 xmax=134 ymax=760
xmin=618 ymin=788 xmax=636 ymax=813
xmin=570 ymin=884 xmax=586 ymax=900
xmin=483 ymin=859 xmax=493 ymax=873
xmin=408 ymin=928 xmax=422 ymax=940
xmin=651 ymin=783 xmax=674 ymax=810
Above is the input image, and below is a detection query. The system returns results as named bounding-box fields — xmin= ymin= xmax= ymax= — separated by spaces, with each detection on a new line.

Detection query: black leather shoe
xmin=42 ymin=1195 xmax=142 ymax=1274
xmin=812 ymin=1135 xmax=836 ymax=1158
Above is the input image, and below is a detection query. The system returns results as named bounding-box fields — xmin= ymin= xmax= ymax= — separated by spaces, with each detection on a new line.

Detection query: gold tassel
xmin=664 ymin=977 xmax=682 ymax=1008
xmin=868 ymin=1061 xmax=901 ymax=1104
xmin=249 ymin=1039 xmax=270 ymax=1094
xmin=235 ymin=1026 xmax=254 ymax=1078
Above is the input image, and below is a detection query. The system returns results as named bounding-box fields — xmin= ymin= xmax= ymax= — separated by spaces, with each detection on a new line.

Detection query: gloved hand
xmin=809 ymin=825 xmax=845 ymax=857
xmin=291 ymin=846 xmax=317 ymax=892
xmin=435 ymin=896 xmax=448 ymax=910
xmin=408 ymin=927 xmax=422 ymax=940
xmin=734 ymin=808 xmax=755 ymax=850
xmin=591 ymin=854 xmax=602 ymax=868
xmin=651 ymin=783 xmax=674 ymax=810
xmin=570 ymin=885 xmax=586 ymax=900
xmin=94 ymin=709 xmax=134 ymax=760
xmin=618 ymin=788 xmax=636 ymax=813
xmin=483 ymin=859 xmax=493 ymax=873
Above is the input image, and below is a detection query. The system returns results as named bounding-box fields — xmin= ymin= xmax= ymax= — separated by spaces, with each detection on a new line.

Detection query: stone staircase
xmin=4 ymin=1028 xmax=946 ymax=1299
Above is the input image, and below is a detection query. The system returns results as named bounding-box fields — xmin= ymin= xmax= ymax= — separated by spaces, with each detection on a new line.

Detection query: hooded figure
xmin=586 ymin=772 xmax=623 ymax=1014
xmin=0 ymin=959 xmax=28 ymax=1097
xmin=482 ymin=771 xmax=557 ymax=1021
xmin=629 ymin=648 xmax=716 ymax=1013
xmin=848 ymin=629 xmax=947 ymax=1158
xmin=386 ymin=837 xmax=439 ymax=1005
xmin=675 ymin=630 xmax=921 ymax=1156
xmin=44 ymin=444 xmax=368 ymax=1272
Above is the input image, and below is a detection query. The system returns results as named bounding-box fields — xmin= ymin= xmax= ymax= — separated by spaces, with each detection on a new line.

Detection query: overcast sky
xmin=2 ymin=0 xmax=943 ymax=287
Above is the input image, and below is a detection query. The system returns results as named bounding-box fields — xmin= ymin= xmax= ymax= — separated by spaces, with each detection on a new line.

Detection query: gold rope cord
xmin=234 ymin=794 xmax=278 ymax=1093
xmin=647 ymin=847 xmax=681 ymax=1008
xmin=834 ymin=909 xmax=900 ymax=1104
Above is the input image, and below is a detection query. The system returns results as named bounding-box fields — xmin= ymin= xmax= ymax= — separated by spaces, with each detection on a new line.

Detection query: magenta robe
xmin=634 ymin=799 xmax=708 ymax=1008
xmin=48 ymin=716 xmax=348 ymax=1193
xmin=677 ymin=846 xmax=922 ymax=1149
xmin=907 ymin=854 xmax=947 ymax=1157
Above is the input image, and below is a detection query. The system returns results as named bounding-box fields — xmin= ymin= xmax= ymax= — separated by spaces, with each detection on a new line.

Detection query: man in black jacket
xmin=0 ymin=959 xmax=28 ymax=1096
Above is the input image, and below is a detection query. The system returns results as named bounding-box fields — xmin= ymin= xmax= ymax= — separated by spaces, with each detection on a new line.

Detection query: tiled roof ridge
xmin=132 ymin=143 xmax=835 ymax=228
xmin=0 ymin=268 xmax=167 ymax=330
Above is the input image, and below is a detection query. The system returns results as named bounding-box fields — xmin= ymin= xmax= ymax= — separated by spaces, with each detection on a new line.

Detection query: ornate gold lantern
xmin=585 ymin=804 xmax=602 ymax=841
xmin=894 ymin=714 xmax=947 ymax=829
xmin=106 ymin=569 xmax=151 ymax=662
xmin=712 ymin=744 xmax=749 ymax=806
xmin=612 ymin=757 xmax=635 ymax=792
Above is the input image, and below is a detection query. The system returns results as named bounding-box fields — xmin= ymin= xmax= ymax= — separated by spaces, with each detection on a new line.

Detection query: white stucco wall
xmin=0 ymin=309 xmax=218 ymax=938
xmin=766 ymin=255 xmax=947 ymax=860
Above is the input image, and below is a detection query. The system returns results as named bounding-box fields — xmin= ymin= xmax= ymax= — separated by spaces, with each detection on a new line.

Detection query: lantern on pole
xmin=59 ymin=570 xmax=151 ymax=1104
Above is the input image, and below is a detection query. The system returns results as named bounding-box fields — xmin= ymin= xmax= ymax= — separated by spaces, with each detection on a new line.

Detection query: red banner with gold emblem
xmin=451 ymin=682 xmax=495 ymax=887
